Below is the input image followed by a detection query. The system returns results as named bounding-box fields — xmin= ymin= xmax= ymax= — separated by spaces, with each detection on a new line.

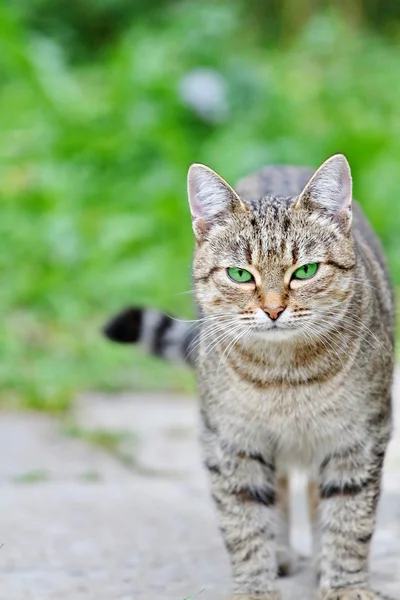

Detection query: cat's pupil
xmin=238 ymin=269 xmax=243 ymax=277
xmin=304 ymin=265 xmax=308 ymax=273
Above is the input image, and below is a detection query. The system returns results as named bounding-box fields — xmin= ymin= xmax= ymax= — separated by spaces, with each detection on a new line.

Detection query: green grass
xmin=79 ymin=470 xmax=102 ymax=482
xmin=182 ymin=591 xmax=204 ymax=600
xmin=64 ymin=424 xmax=138 ymax=467
xmin=12 ymin=469 xmax=50 ymax=483
xmin=1 ymin=2 xmax=400 ymax=410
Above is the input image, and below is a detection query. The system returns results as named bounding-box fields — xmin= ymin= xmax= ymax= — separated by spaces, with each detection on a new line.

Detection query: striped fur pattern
xmin=104 ymin=155 xmax=395 ymax=600
xmin=104 ymin=306 xmax=198 ymax=365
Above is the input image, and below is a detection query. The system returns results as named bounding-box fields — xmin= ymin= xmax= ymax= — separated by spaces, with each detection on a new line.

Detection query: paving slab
xmin=0 ymin=373 xmax=399 ymax=600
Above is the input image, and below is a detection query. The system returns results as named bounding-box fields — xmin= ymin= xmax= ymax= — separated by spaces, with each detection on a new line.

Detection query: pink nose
xmin=263 ymin=306 xmax=285 ymax=321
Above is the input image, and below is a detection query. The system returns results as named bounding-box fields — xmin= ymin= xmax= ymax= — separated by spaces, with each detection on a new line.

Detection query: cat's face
xmin=188 ymin=155 xmax=356 ymax=342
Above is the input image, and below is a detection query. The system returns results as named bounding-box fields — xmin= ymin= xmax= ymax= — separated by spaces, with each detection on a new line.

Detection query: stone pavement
xmin=1 ymin=378 xmax=400 ymax=600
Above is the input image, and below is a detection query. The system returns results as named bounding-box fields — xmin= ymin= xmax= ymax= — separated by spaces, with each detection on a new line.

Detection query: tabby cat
xmin=104 ymin=155 xmax=395 ymax=600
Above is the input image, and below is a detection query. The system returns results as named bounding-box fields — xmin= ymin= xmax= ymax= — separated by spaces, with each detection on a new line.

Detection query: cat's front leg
xmin=202 ymin=424 xmax=280 ymax=599
xmin=317 ymin=439 xmax=389 ymax=600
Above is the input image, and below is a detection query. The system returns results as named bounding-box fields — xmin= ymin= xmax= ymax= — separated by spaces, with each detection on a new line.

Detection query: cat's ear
xmin=187 ymin=164 xmax=247 ymax=238
xmin=294 ymin=154 xmax=352 ymax=228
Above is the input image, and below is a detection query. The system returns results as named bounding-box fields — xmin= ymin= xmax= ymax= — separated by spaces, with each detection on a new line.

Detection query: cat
xmin=104 ymin=155 xmax=395 ymax=600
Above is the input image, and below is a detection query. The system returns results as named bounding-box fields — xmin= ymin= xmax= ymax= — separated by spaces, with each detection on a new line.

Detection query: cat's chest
xmin=205 ymin=371 xmax=363 ymax=466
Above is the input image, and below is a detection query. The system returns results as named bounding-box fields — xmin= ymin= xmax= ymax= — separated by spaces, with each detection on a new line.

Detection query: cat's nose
xmin=262 ymin=306 xmax=285 ymax=321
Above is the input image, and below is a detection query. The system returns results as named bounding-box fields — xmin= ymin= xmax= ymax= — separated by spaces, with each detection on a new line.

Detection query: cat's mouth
xmin=251 ymin=324 xmax=299 ymax=340
xmin=244 ymin=308 xmax=303 ymax=340
xmin=251 ymin=319 xmax=294 ymax=331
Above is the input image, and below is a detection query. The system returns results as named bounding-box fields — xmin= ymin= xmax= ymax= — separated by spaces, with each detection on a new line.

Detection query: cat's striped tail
xmin=103 ymin=307 xmax=197 ymax=366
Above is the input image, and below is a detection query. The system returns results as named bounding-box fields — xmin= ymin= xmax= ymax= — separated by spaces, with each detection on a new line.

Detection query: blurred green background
xmin=2 ymin=0 xmax=400 ymax=410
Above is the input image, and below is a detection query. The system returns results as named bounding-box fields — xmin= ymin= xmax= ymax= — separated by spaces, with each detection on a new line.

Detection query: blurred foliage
xmin=11 ymin=0 xmax=400 ymax=58
xmin=1 ymin=0 xmax=400 ymax=409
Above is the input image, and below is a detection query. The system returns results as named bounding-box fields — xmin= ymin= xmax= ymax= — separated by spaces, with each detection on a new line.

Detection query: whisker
xmin=302 ymin=321 xmax=363 ymax=372
xmin=188 ymin=320 xmax=235 ymax=348
xmin=300 ymin=322 xmax=345 ymax=371
xmin=350 ymin=279 xmax=383 ymax=292
xmin=167 ymin=312 xmax=238 ymax=325
xmin=187 ymin=320 xmax=239 ymax=358
xmin=217 ymin=324 xmax=250 ymax=374
xmin=226 ymin=325 xmax=253 ymax=362
xmin=313 ymin=308 xmax=390 ymax=354
xmin=174 ymin=289 xmax=196 ymax=296
xmin=196 ymin=323 xmax=246 ymax=363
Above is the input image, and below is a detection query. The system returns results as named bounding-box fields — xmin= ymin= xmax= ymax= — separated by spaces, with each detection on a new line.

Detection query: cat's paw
xmin=276 ymin=545 xmax=307 ymax=577
xmin=322 ymin=589 xmax=394 ymax=600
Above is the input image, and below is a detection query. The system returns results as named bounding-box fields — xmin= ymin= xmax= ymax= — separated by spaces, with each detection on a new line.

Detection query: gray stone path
xmin=1 ymin=377 xmax=400 ymax=600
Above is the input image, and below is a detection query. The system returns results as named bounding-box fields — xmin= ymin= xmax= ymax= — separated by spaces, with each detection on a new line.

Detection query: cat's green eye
xmin=227 ymin=267 xmax=254 ymax=283
xmin=292 ymin=262 xmax=319 ymax=280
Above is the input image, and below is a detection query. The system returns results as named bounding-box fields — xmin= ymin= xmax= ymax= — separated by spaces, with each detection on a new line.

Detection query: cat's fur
xmin=104 ymin=155 xmax=395 ymax=600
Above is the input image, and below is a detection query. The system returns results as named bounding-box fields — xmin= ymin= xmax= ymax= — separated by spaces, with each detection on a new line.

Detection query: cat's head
xmin=188 ymin=154 xmax=356 ymax=342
